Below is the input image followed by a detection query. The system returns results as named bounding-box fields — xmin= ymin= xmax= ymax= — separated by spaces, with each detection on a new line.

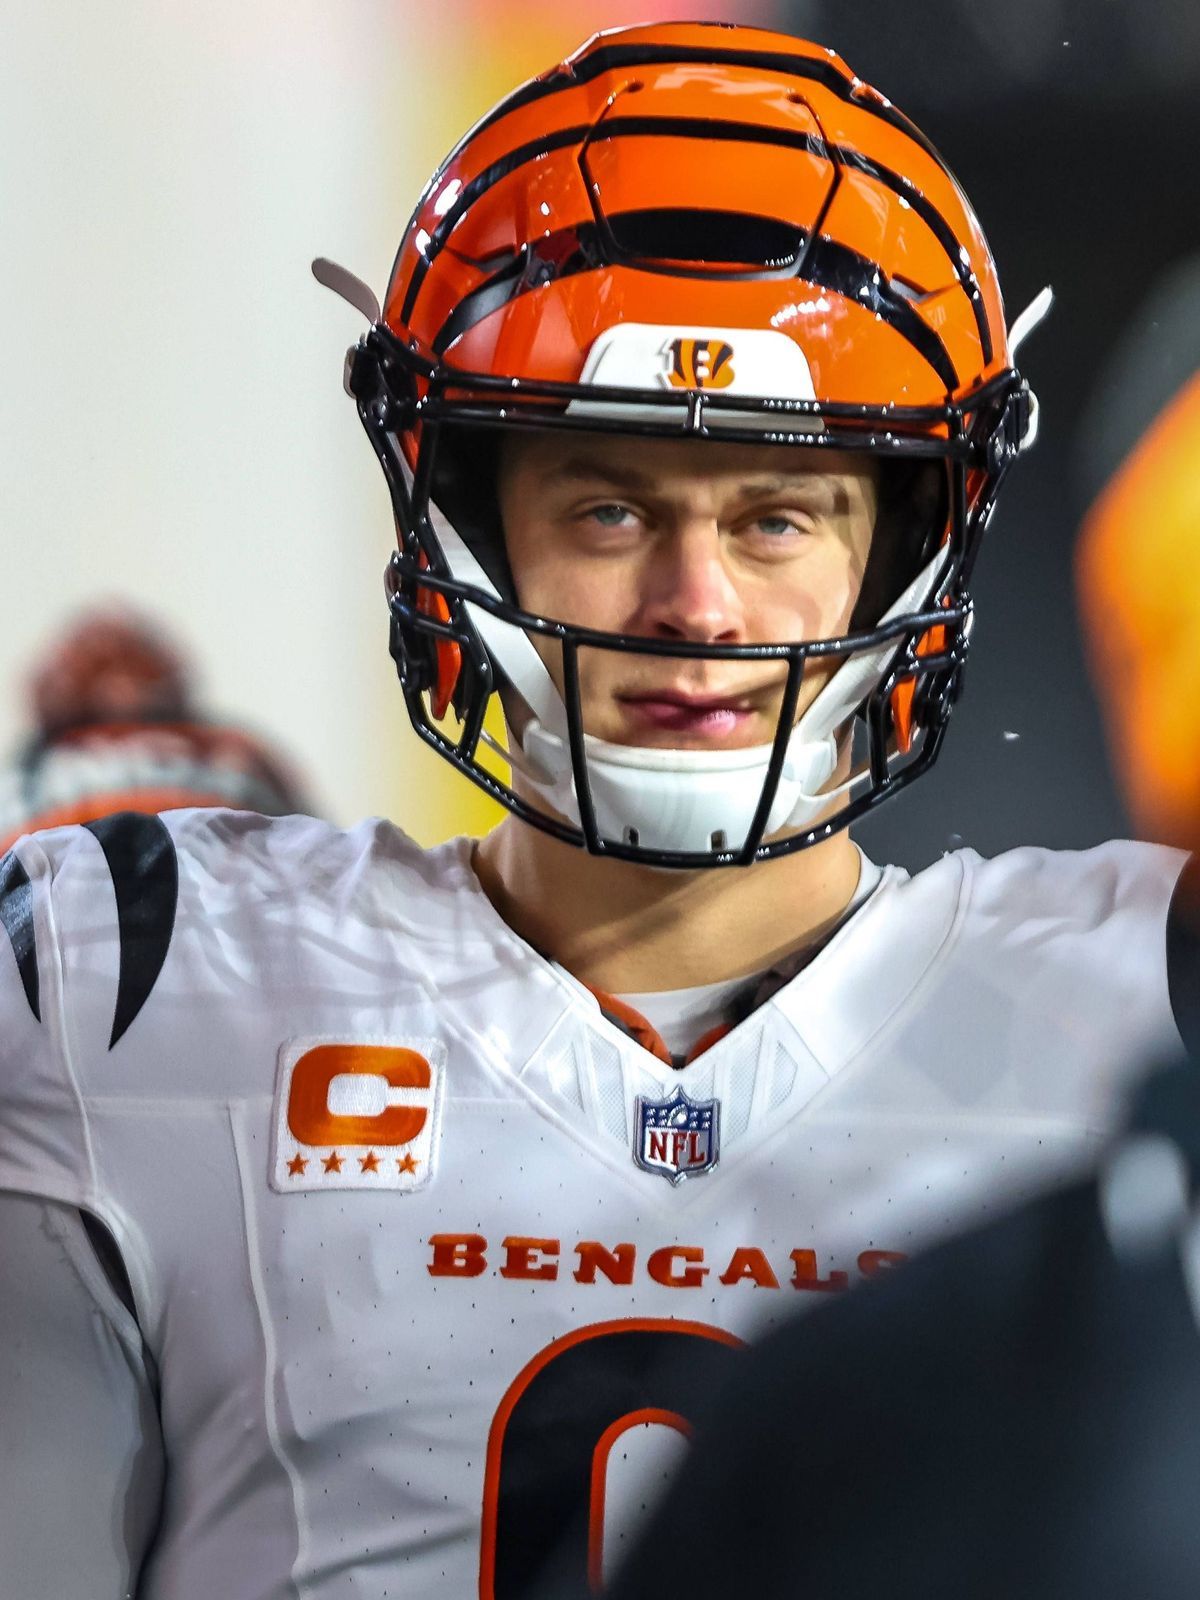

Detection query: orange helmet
xmin=334 ymin=21 xmax=1037 ymax=867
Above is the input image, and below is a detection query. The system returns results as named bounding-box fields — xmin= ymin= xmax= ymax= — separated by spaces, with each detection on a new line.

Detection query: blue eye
xmin=589 ymin=504 xmax=632 ymax=527
xmin=755 ymin=515 xmax=798 ymax=537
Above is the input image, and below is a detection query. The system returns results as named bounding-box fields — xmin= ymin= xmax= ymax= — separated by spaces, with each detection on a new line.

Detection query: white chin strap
xmin=401 ymin=451 xmax=942 ymax=856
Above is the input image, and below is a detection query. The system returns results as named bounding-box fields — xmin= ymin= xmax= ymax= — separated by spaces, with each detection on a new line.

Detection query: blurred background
xmin=4 ymin=0 xmax=1198 ymax=862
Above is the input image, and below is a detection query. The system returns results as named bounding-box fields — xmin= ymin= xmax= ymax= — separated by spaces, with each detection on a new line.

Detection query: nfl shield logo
xmin=634 ymin=1086 xmax=720 ymax=1185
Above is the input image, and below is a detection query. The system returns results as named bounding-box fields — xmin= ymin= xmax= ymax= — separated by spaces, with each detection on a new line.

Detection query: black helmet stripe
xmin=403 ymin=111 xmax=986 ymax=368
xmin=804 ymin=234 xmax=959 ymax=388
xmin=834 ymin=146 xmax=991 ymax=363
xmin=431 ymin=213 xmax=959 ymax=391
xmin=462 ymin=42 xmax=945 ymax=172
xmin=399 ymin=124 xmax=588 ymax=325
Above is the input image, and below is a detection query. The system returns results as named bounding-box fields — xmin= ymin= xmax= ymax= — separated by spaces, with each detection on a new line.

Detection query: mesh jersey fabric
xmin=0 ymin=810 xmax=1187 ymax=1599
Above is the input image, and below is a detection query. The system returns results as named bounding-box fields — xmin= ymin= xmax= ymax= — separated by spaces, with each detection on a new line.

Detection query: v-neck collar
xmin=445 ymin=835 xmax=960 ymax=1085
xmin=433 ymin=836 xmax=969 ymax=1192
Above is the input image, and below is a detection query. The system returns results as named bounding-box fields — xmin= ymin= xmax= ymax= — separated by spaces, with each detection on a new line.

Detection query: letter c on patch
xmin=288 ymin=1043 xmax=431 ymax=1147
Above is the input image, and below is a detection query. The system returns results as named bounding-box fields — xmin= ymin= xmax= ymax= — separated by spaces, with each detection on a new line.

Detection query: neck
xmin=471 ymin=817 xmax=863 ymax=995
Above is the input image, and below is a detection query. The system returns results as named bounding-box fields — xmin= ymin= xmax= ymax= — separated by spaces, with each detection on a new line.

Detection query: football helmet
xmin=333 ymin=21 xmax=1038 ymax=868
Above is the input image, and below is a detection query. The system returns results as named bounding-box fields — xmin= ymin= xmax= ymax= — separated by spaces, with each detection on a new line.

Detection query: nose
xmin=632 ymin=523 xmax=745 ymax=644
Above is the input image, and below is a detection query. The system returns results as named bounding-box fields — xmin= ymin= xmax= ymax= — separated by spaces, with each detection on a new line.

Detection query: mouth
xmin=616 ymin=688 xmax=761 ymax=738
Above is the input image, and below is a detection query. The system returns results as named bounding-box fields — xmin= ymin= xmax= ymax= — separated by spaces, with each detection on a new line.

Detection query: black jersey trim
xmin=80 ymin=1209 xmax=138 ymax=1319
xmin=1167 ymin=855 xmax=1200 ymax=1061
xmin=0 ymin=851 xmax=40 ymax=1023
xmin=84 ymin=813 xmax=179 ymax=1049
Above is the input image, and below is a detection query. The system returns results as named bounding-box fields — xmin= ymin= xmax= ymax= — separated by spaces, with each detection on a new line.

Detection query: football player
xmin=0 ymin=23 xmax=1190 ymax=1600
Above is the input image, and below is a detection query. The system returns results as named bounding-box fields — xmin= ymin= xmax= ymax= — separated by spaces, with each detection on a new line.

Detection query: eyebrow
xmin=547 ymin=458 xmax=823 ymax=499
xmin=548 ymin=457 xmax=659 ymax=492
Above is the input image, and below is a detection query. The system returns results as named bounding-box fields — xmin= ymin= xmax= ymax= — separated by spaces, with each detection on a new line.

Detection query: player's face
xmin=497 ymin=432 xmax=879 ymax=750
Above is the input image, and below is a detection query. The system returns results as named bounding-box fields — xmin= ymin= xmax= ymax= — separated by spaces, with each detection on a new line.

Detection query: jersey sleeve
xmin=965 ymin=838 xmax=1190 ymax=1083
xmin=0 ymin=832 xmax=100 ymax=1208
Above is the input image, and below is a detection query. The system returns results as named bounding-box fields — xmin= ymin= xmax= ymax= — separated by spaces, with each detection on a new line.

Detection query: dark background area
xmin=772 ymin=0 xmax=1200 ymax=868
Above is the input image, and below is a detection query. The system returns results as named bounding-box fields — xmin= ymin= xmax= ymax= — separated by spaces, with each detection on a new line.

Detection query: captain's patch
xmin=270 ymin=1038 xmax=445 ymax=1194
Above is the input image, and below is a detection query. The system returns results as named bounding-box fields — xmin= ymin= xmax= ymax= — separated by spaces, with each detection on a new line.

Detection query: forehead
xmin=498 ymin=429 xmax=878 ymax=494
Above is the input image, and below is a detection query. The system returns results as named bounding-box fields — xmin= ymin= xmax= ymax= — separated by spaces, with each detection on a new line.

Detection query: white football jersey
xmin=0 ymin=810 xmax=1187 ymax=1599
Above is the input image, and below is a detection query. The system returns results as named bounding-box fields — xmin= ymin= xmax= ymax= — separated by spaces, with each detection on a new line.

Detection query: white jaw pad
xmin=788 ymin=545 xmax=947 ymax=760
xmin=392 ymin=446 xmax=567 ymax=738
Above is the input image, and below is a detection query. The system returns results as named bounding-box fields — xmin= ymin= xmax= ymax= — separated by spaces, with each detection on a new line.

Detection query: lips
xmin=618 ymin=690 xmax=758 ymax=737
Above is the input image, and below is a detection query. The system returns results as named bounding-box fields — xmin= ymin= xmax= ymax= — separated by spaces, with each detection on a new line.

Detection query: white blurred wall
xmin=2 ymin=0 xmax=775 ymax=838
xmin=1 ymin=1 xmax=459 ymax=828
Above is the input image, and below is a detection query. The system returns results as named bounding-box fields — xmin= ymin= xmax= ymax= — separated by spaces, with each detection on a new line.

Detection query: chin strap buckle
xmin=987 ymin=382 xmax=1039 ymax=477
xmin=343 ymin=332 xmax=418 ymax=431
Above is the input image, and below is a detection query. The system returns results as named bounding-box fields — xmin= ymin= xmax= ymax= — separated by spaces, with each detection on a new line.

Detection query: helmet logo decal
xmin=663 ymin=337 xmax=736 ymax=391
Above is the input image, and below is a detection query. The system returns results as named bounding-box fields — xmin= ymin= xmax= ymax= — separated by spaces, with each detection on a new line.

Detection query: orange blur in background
xmin=1077 ymin=372 xmax=1200 ymax=853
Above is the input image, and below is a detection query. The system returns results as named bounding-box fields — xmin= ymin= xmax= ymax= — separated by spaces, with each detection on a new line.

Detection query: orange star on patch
xmin=268 ymin=1035 xmax=446 ymax=1195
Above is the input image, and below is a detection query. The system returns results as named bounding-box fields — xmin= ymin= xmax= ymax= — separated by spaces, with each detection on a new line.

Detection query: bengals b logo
xmin=665 ymin=337 xmax=736 ymax=390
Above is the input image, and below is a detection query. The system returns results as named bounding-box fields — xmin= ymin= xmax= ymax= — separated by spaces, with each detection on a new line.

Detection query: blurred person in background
xmin=0 ymin=606 xmax=314 ymax=851
xmin=581 ymin=249 xmax=1200 ymax=1600
xmin=1076 ymin=257 xmax=1200 ymax=859
xmin=0 ymin=21 xmax=1193 ymax=1600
